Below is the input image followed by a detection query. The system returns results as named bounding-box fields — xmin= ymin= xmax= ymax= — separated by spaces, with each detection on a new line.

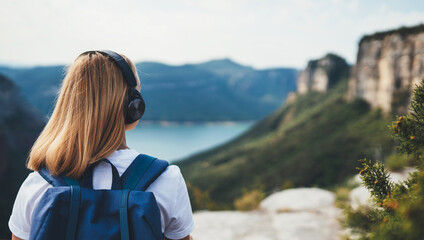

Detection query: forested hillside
xmin=0 ymin=74 xmax=44 ymax=238
xmin=179 ymin=78 xmax=394 ymax=209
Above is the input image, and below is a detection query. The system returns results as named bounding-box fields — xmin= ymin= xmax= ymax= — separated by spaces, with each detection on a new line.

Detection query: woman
xmin=9 ymin=51 xmax=194 ymax=240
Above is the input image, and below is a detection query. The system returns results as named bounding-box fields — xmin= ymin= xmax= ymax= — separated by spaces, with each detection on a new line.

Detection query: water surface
xmin=126 ymin=122 xmax=253 ymax=162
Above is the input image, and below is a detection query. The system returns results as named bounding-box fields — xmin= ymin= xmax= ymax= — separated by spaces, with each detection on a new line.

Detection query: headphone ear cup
xmin=125 ymin=89 xmax=145 ymax=124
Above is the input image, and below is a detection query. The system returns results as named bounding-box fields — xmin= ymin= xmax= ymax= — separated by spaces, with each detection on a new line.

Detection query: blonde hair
xmin=27 ymin=51 xmax=139 ymax=178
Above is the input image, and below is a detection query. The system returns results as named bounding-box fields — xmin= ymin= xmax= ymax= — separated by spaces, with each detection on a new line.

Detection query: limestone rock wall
xmin=298 ymin=53 xmax=349 ymax=94
xmin=347 ymin=26 xmax=424 ymax=114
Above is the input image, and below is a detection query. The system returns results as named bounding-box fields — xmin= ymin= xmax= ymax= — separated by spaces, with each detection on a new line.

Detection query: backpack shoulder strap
xmin=38 ymin=167 xmax=68 ymax=187
xmin=120 ymin=154 xmax=169 ymax=191
xmin=136 ymin=157 xmax=169 ymax=191
xmin=38 ymin=167 xmax=80 ymax=240
xmin=118 ymin=154 xmax=168 ymax=240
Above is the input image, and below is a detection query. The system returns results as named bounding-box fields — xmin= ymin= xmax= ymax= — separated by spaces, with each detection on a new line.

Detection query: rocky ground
xmin=191 ymin=168 xmax=415 ymax=240
xmin=192 ymin=188 xmax=342 ymax=240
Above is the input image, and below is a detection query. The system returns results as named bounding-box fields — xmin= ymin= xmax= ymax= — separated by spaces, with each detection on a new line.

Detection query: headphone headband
xmin=78 ymin=50 xmax=145 ymax=124
xmin=79 ymin=50 xmax=138 ymax=88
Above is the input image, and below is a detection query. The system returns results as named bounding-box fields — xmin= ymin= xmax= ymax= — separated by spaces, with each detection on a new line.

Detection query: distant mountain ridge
xmin=0 ymin=59 xmax=298 ymax=122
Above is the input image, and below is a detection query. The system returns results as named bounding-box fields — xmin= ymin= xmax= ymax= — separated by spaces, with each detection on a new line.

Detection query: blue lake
xmin=126 ymin=122 xmax=253 ymax=162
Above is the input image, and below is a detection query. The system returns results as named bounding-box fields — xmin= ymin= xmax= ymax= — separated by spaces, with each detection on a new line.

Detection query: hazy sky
xmin=1 ymin=0 xmax=424 ymax=69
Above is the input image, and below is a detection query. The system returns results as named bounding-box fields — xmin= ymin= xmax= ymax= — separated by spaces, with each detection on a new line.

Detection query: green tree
xmin=344 ymin=80 xmax=424 ymax=240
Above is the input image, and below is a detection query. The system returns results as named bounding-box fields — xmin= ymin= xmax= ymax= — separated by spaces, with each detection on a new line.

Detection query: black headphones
xmin=79 ymin=50 xmax=146 ymax=124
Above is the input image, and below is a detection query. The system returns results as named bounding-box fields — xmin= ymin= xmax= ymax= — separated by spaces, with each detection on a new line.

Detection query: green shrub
xmin=344 ymin=80 xmax=424 ymax=240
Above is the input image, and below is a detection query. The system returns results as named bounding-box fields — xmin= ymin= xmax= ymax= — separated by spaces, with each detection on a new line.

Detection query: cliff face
xmin=298 ymin=53 xmax=349 ymax=94
xmin=347 ymin=25 xmax=424 ymax=114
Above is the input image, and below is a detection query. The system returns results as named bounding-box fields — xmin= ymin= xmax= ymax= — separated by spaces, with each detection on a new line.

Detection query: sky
xmin=1 ymin=0 xmax=424 ymax=69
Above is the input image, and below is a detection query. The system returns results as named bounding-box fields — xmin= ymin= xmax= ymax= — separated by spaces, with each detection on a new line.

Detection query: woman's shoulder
xmin=147 ymin=164 xmax=187 ymax=193
xmin=9 ymin=171 xmax=52 ymax=239
xmin=18 ymin=171 xmax=52 ymax=195
xmin=12 ymin=171 xmax=52 ymax=209
xmin=160 ymin=164 xmax=183 ymax=179
xmin=149 ymin=164 xmax=185 ymax=189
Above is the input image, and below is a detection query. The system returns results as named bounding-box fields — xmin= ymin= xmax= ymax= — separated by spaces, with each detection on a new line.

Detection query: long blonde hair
xmin=27 ymin=51 xmax=139 ymax=178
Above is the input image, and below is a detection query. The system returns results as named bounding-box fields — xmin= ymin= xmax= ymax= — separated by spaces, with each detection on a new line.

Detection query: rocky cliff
xmin=347 ymin=25 xmax=424 ymax=114
xmin=297 ymin=53 xmax=349 ymax=94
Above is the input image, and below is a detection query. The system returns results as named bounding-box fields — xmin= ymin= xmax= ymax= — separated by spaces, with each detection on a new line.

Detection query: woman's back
xmin=9 ymin=149 xmax=194 ymax=239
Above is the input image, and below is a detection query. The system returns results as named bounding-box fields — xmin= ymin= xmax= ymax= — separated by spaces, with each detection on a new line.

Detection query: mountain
xmin=0 ymin=65 xmax=65 ymax=117
xmin=298 ymin=53 xmax=350 ymax=94
xmin=0 ymin=74 xmax=44 ymax=238
xmin=347 ymin=24 xmax=424 ymax=115
xmin=177 ymin=23 xmax=424 ymax=209
xmin=0 ymin=59 xmax=298 ymax=122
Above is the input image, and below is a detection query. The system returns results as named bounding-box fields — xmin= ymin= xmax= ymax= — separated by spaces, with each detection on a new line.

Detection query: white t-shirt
xmin=8 ymin=149 xmax=194 ymax=240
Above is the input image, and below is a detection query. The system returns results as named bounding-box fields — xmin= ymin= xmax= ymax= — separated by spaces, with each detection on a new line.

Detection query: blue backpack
xmin=29 ymin=154 xmax=169 ymax=240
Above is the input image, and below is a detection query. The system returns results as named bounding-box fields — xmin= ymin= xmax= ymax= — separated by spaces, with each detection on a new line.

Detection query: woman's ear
xmin=125 ymin=120 xmax=139 ymax=131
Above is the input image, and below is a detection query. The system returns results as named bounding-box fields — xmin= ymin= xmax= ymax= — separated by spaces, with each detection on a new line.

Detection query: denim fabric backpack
xmin=29 ymin=154 xmax=169 ymax=240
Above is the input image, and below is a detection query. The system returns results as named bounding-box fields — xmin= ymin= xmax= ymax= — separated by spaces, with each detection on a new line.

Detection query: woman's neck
xmin=118 ymin=136 xmax=129 ymax=150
